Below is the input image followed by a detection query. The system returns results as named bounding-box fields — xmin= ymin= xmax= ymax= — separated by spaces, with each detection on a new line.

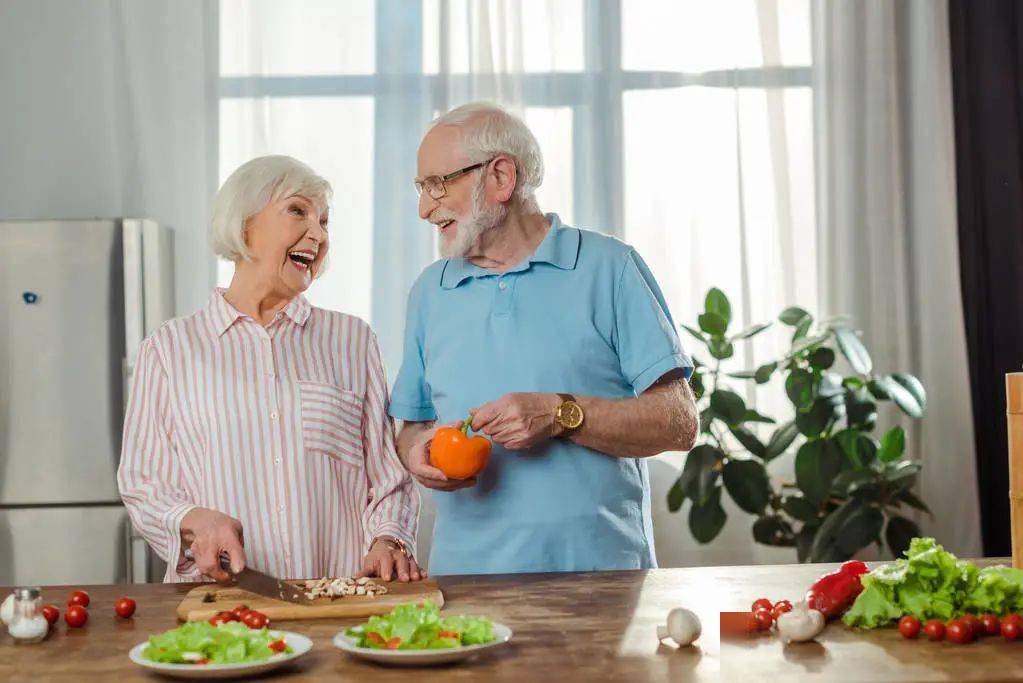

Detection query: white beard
xmin=440 ymin=178 xmax=508 ymax=259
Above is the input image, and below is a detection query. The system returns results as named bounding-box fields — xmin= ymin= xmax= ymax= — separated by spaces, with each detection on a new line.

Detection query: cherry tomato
xmin=753 ymin=608 xmax=774 ymax=631
xmin=64 ymin=604 xmax=88 ymax=628
xmin=208 ymin=611 xmax=236 ymax=626
xmin=771 ymin=600 xmax=793 ymax=620
xmin=68 ymin=590 xmax=90 ymax=608
xmin=751 ymin=598 xmax=773 ymax=613
xmin=230 ymin=604 xmax=249 ymax=621
xmin=959 ymin=614 xmax=982 ymax=639
xmin=1003 ymin=613 xmax=1023 ymax=629
xmin=241 ymin=610 xmax=269 ymax=630
xmin=946 ymin=620 xmax=973 ymax=644
xmin=923 ymin=619 xmax=945 ymax=641
xmin=1003 ymin=619 xmax=1021 ymax=641
xmin=268 ymin=639 xmax=287 ymax=654
xmin=980 ymin=614 xmax=1000 ymax=637
xmin=41 ymin=604 xmax=60 ymax=626
xmin=114 ymin=597 xmax=136 ymax=619
xmin=898 ymin=615 xmax=921 ymax=639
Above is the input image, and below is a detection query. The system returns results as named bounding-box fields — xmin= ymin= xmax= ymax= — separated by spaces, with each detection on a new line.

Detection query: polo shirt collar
xmin=440 ymin=213 xmax=580 ymax=289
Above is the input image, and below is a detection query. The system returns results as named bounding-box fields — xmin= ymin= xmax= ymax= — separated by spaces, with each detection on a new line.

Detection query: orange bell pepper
xmin=430 ymin=416 xmax=492 ymax=479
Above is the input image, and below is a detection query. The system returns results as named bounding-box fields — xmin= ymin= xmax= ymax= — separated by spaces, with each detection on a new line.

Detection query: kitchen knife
xmin=183 ymin=549 xmax=313 ymax=605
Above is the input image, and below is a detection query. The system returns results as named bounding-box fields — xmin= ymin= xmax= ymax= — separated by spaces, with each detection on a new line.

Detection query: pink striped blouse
xmin=118 ymin=289 xmax=419 ymax=582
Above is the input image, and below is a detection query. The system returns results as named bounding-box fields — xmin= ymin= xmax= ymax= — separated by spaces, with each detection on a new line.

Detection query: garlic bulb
xmin=0 ymin=593 xmax=14 ymax=626
xmin=775 ymin=601 xmax=825 ymax=643
xmin=657 ymin=607 xmax=701 ymax=647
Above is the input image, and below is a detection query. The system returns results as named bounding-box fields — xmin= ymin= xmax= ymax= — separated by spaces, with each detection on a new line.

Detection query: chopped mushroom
xmin=300 ymin=577 xmax=388 ymax=600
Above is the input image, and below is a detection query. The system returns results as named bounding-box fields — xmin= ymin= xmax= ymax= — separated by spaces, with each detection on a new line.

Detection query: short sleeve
xmin=613 ymin=249 xmax=694 ymax=394
xmin=388 ymin=277 xmax=437 ymax=422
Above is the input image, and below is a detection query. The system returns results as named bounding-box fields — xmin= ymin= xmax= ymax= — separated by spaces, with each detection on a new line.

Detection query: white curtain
xmin=812 ymin=0 xmax=981 ymax=557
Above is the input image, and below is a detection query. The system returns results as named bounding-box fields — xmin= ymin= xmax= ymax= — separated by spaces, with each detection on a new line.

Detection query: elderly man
xmin=390 ymin=102 xmax=698 ymax=575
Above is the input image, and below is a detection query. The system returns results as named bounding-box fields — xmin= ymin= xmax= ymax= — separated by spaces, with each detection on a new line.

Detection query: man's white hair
xmin=210 ymin=155 xmax=332 ymax=262
xmin=429 ymin=102 xmax=544 ymax=209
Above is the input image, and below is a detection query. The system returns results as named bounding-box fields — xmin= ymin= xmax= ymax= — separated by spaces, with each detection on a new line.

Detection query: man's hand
xmin=471 ymin=392 xmax=562 ymax=450
xmin=406 ymin=421 xmax=478 ymax=491
xmin=355 ymin=537 xmax=425 ymax=582
xmin=180 ymin=507 xmax=246 ymax=583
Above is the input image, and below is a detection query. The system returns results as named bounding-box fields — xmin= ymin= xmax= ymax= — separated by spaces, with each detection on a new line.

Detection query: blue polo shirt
xmin=389 ymin=214 xmax=692 ymax=575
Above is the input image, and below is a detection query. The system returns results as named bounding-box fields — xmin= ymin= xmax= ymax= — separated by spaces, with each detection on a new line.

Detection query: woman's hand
xmin=180 ymin=507 xmax=246 ymax=583
xmin=356 ymin=537 xmax=425 ymax=582
xmin=406 ymin=421 xmax=478 ymax=491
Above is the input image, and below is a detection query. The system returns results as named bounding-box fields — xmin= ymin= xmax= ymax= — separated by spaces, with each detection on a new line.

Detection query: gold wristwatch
xmin=555 ymin=393 xmax=585 ymax=432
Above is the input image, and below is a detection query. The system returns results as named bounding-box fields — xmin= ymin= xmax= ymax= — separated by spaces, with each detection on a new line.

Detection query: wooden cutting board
xmin=176 ymin=579 xmax=444 ymax=622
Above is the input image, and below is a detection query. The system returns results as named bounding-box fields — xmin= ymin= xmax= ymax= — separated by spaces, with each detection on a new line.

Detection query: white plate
xmin=128 ymin=630 xmax=313 ymax=680
xmin=333 ymin=622 xmax=512 ymax=666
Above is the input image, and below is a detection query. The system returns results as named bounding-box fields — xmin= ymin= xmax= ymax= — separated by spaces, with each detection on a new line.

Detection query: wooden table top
xmin=0 ymin=560 xmax=1017 ymax=682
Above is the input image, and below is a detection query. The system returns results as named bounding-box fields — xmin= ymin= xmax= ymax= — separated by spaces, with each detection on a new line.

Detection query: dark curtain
xmin=949 ymin=0 xmax=1023 ymax=556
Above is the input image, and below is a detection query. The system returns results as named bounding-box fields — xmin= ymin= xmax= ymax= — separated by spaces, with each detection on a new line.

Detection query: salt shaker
xmin=7 ymin=587 xmax=48 ymax=643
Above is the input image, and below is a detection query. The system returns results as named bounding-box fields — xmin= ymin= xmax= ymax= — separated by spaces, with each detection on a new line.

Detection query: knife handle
xmin=183 ymin=549 xmax=232 ymax=572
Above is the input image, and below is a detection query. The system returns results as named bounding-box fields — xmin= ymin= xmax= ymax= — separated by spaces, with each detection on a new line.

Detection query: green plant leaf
xmin=699 ymin=407 xmax=716 ymax=434
xmin=689 ymin=486 xmax=727 ymax=543
xmin=836 ymin=505 xmax=885 ymax=555
xmin=722 ymin=458 xmax=772 ymax=513
xmin=808 ymin=348 xmax=836 ymax=370
xmin=681 ymin=324 xmax=708 ymax=344
xmin=788 ymin=334 xmax=831 ymax=358
xmin=689 ymin=372 xmax=705 ymax=401
xmin=809 ymin=498 xmax=860 ymax=562
xmin=831 ymin=469 xmax=876 ymax=496
xmin=765 ymin=421 xmax=800 ymax=461
xmin=731 ymin=322 xmax=771 ymax=341
xmin=742 ymin=409 xmax=776 ymax=424
xmin=896 ymin=489 xmax=932 ymax=515
xmin=705 ymin=288 xmax=732 ymax=325
xmin=755 ymin=362 xmax=777 ymax=384
xmin=786 ymin=369 xmax=815 ymax=410
xmin=835 ymin=430 xmax=877 ymax=468
xmin=753 ymin=516 xmax=791 ymax=546
xmin=679 ymin=445 xmax=723 ymax=504
xmin=730 ymin=426 xmax=767 ymax=458
xmin=727 ymin=370 xmax=758 ymax=380
xmin=866 ymin=379 xmax=891 ymax=401
xmin=708 ymin=338 xmax=735 ymax=360
xmin=795 ymin=439 xmax=843 ymax=504
xmin=818 ymin=372 xmax=844 ymax=398
xmin=884 ymin=460 xmax=921 ymax=492
xmin=885 ymin=515 xmax=921 ymax=558
xmin=779 ymin=307 xmax=811 ymax=326
xmin=844 ymin=389 xmax=878 ymax=430
xmin=877 ymin=374 xmax=927 ymax=418
xmin=698 ymin=312 xmax=728 ymax=337
xmin=710 ymin=389 xmax=747 ymax=425
xmin=795 ymin=397 xmax=838 ymax=437
xmin=843 ymin=376 xmax=865 ymax=390
xmin=834 ymin=328 xmax=873 ymax=374
xmin=782 ymin=495 xmax=819 ymax=523
xmin=667 ymin=477 xmax=685 ymax=512
xmin=878 ymin=426 xmax=906 ymax=462
xmin=793 ymin=316 xmax=813 ymax=342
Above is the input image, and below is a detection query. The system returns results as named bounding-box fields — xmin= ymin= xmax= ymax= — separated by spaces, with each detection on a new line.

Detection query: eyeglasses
xmin=414 ymin=158 xmax=496 ymax=199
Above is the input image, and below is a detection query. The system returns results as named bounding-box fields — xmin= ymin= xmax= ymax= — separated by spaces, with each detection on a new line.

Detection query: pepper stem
xmin=462 ymin=415 xmax=473 ymax=435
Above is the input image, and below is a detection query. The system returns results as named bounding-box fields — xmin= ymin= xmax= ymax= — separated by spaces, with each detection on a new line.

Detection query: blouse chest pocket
xmin=297 ymin=381 xmax=364 ymax=469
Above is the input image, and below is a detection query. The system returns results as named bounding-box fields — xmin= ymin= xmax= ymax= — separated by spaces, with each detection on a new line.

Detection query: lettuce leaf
xmin=142 ymin=621 xmax=292 ymax=664
xmin=344 ymin=600 xmax=495 ymax=650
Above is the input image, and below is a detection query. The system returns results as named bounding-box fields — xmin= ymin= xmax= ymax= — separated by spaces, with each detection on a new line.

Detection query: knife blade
xmin=183 ymin=550 xmax=312 ymax=605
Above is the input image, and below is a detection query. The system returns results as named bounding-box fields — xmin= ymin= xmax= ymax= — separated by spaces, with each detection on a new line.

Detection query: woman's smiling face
xmin=241 ymin=193 xmax=329 ymax=296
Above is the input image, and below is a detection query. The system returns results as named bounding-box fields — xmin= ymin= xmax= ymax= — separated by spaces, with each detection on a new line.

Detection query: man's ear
xmin=491 ymin=155 xmax=518 ymax=203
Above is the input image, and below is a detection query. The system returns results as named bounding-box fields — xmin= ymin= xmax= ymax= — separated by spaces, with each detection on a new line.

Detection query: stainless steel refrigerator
xmin=0 ymin=219 xmax=174 ymax=585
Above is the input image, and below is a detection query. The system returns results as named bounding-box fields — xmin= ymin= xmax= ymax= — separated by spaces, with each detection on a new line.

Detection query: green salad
xmin=344 ymin=600 xmax=495 ymax=650
xmin=142 ymin=621 xmax=293 ymax=665
xmin=843 ymin=536 xmax=1023 ymax=629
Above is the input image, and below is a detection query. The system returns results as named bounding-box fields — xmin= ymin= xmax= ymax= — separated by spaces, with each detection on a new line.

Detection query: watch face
xmin=560 ymin=401 xmax=584 ymax=429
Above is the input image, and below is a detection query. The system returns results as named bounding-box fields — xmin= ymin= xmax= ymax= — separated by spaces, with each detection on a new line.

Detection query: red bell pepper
xmin=805 ymin=560 xmax=869 ymax=619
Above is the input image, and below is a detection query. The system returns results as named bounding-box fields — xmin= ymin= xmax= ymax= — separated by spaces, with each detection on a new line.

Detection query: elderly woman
xmin=118 ymin=155 xmax=422 ymax=584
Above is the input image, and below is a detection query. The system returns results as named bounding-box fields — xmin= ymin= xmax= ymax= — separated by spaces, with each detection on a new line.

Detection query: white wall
xmin=0 ymin=0 xmax=218 ymax=316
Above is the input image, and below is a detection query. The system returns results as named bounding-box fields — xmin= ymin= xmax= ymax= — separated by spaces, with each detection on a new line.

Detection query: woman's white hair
xmin=429 ymin=102 xmax=544 ymax=210
xmin=210 ymin=155 xmax=332 ymax=262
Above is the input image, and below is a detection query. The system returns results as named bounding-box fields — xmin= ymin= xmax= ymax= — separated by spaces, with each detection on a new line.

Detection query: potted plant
xmin=669 ymin=288 xmax=929 ymax=562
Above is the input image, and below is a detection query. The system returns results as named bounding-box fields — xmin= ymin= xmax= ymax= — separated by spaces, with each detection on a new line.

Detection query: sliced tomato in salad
xmin=268 ymin=639 xmax=287 ymax=654
xmin=385 ymin=637 xmax=402 ymax=650
xmin=366 ymin=631 xmax=385 ymax=646
xmin=437 ymin=630 xmax=460 ymax=639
